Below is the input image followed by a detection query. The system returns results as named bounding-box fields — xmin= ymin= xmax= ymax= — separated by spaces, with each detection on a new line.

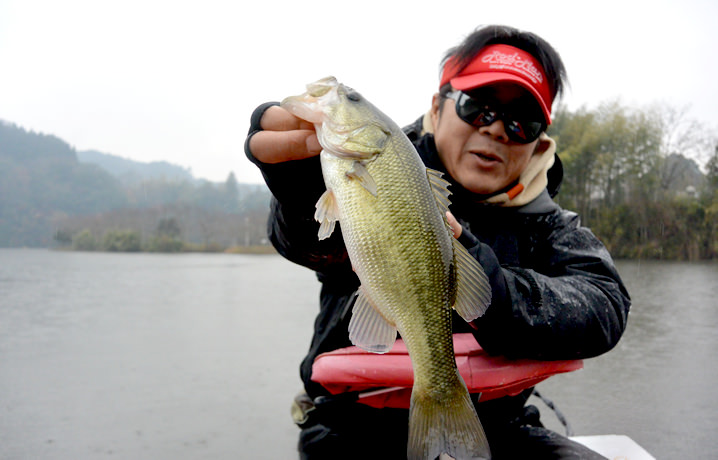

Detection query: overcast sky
xmin=1 ymin=0 xmax=716 ymax=184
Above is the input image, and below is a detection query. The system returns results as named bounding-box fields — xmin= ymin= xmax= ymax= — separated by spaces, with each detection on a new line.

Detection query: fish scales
xmin=332 ymin=134 xmax=454 ymax=382
xmin=281 ymin=76 xmax=492 ymax=460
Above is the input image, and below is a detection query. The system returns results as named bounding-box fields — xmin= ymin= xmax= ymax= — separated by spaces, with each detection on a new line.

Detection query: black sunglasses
xmin=446 ymin=91 xmax=546 ymax=144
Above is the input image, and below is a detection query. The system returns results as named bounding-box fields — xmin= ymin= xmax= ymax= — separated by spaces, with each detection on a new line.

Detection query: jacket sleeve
xmin=244 ymin=103 xmax=351 ymax=273
xmin=462 ymin=212 xmax=631 ymax=361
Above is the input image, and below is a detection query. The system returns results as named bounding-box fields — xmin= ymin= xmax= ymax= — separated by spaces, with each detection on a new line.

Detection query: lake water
xmin=1 ymin=249 xmax=716 ymax=459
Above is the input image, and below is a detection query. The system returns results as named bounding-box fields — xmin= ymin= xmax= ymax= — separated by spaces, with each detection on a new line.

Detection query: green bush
xmin=147 ymin=235 xmax=184 ymax=252
xmin=72 ymin=229 xmax=96 ymax=251
xmin=102 ymin=230 xmax=141 ymax=252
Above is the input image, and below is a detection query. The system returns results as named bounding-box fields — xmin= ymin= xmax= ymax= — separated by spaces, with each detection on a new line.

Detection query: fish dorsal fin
xmin=314 ymin=189 xmax=339 ymax=240
xmin=348 ymin=287 xmax=397 ymax=354
xmin=427 ymin=168 xmax=452 ymax=215
xmin=452 ymin=238 xmax=492 ymax=322
xmin=346 ymin=161 xmax=377 ymax=197
xmin=426 ymin=166 xmax=491 ymax=320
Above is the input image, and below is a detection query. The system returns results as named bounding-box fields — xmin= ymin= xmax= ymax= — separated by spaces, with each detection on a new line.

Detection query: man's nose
xmin=479 ymin=119 xmax=509 ymax=142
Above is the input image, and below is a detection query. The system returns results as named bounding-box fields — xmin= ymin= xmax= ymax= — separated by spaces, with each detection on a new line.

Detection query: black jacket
xmin=245 ymin=105 xmax=631 ymax=400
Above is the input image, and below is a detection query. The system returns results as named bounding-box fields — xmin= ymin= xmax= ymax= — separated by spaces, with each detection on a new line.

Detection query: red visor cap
xmin=440 ymin=44 xmax=553 ymax=125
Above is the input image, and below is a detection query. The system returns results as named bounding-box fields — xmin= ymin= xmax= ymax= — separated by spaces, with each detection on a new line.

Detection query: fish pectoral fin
xmin=427 ymin=168 xmax=452 ymax=215
xmin=314 ymin=189 xmax=340 ymax=240
xmin=453 ymin=237 xmax=492 ymax=322
xmin=346 ymin=161 xmax=377 ymax=197
xmin=348 ymin=288 xmax=397 ymax=354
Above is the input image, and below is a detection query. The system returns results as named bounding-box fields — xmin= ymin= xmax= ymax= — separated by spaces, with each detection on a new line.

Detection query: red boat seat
xmin=311 ymin=333 xmax=583 ymax=409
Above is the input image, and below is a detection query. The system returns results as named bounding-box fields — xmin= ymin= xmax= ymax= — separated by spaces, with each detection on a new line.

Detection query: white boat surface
xmin=571 ymin=435 xmax=655 ymax=460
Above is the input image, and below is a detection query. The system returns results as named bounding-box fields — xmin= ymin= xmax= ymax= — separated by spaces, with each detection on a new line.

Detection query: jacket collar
xmin=413 ymin=131 xmax=562 ymax=213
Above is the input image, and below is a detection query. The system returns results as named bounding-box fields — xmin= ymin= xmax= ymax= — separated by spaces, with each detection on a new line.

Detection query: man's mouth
xmin=471 ymin=151 xmax=502 ymax=163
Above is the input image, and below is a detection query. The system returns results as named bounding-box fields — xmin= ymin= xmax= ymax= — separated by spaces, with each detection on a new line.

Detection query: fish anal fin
xmin=452 ymin=237 xmax=492 ymax=322
xmin=314 ymin=189 xmax=339 ymax=240
xmin=346 ymin=161 xmax=377 ymax=197
xmin=348 ymin=288 xmax=397 ymax=353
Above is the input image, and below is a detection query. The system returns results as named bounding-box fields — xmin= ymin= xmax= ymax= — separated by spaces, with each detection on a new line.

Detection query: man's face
xmin=430 ymin=83 xmax=548 ymax=196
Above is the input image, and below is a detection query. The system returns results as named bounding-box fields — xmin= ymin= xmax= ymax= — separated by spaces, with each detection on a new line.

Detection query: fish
xmin=281 ymin=76 xmax=492 ymax=460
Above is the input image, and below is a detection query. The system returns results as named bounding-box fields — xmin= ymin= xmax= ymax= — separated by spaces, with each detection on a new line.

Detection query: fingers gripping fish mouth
xmin=281 ymin=76 xmax=388 ymax=161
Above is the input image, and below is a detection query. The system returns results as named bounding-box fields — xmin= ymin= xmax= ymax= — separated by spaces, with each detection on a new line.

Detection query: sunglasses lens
xmin=452 ymin=92 xmax=544 ymax=144
xmin=455 ymin=93 xmax=493 ymax=126
xmin=505 ymin=119 xmax=544 ymax=143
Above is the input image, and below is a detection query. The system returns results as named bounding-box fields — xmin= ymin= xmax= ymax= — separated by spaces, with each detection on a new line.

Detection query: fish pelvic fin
xmin=348 ymin=287 xmax=397 ymax=353
xmin=408 ymin=374 xmax=491 ymax=460
xmin=314 ymin=189 xmax=339 ymax=240
xmin=452 ymin=237 xmax=492 ymax=322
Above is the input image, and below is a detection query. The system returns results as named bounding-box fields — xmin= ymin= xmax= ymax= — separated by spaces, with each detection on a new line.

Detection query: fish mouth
xmin=280 ymin=76 xmax=340 ymax=124
xmin=306 ymin=76 xmax=338 ymax=97
xmin=280 ymin=94 xmax=325 ymax=123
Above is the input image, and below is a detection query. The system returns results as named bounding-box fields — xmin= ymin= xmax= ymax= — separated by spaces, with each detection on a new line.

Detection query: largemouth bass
xmin=281 ymin=76 xmax=492 ymax=460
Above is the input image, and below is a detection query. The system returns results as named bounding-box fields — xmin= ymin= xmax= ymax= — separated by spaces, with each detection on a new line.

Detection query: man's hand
xmin=248 ymin=106 xmax=321 ymax=164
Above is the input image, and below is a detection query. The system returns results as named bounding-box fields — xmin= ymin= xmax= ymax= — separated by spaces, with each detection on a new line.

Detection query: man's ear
xmin=533 ymin=133 xmax=553 ymax=156
xmin=430 ymin=93 xmax=442 ymax=132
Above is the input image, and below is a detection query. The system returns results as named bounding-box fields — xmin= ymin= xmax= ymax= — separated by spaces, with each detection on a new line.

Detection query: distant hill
xmin=0 ymin=121 xmax=128 ymax=246
xmin=0 ymin=120 xmax=271 ymax=248
xmin=77 ymin=150 xmax=196 ymax=185
xmin=75 ymin=147 xmax=271 ymax=213
xmin=662 ymin=153 xmax=706 ymax=196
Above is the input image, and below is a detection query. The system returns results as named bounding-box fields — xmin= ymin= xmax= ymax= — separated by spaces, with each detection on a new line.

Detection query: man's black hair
xmin=440 ymin=25 xmax=568 ymax=103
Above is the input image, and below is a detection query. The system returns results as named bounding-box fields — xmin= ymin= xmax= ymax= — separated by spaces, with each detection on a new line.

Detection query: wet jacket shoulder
xmin=457 ymin=191 xmax=630 ymax=360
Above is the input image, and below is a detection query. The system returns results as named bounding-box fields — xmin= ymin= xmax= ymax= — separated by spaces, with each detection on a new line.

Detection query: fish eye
xmin=346 ymin=91 xmax=361 ymax=102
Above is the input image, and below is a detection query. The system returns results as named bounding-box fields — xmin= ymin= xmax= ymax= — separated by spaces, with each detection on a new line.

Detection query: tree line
xmin=2 ymin=101 xmax=717 ymax=259
xmin=549 ymin=102 xmax=717 ymax=260
xmin=51 ymin=176 xmax=273 ymax=253
xmin=53 ymin=198 xmax=273 ymax=253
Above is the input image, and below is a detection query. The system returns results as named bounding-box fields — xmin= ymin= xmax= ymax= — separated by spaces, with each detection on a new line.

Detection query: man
xmin=245 ymin=25 xmax=630 ymax=459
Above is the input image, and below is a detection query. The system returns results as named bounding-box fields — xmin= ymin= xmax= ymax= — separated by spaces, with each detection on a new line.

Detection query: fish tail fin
xmin=408 ymin=374 xmax=491 ymax=460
